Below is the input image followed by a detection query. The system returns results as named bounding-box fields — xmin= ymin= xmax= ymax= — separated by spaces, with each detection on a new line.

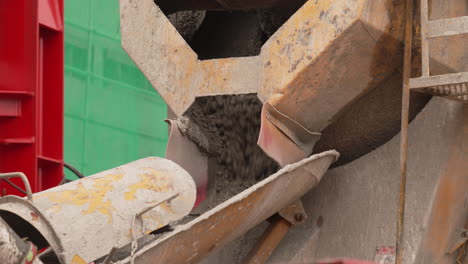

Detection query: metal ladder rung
xmin=409 ymin=0 xmax=467 ymax=103
xmin=410 ymin=72 xmax=468 ymax=89
xmin=410 ymin=72 xmax=468 ymax=102
xmin=444 ymin=94 xmax=468 ymax=103
xmin=427 ymin=16 xmax=468 ymax=38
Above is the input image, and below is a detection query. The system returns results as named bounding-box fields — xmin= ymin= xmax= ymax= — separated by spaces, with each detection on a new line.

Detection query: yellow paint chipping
xmin=124 ymin=168 xmax=175 ymax=200
xmin=46 ymin=204 xmax=62 ymax=214
xmin=159 ymin=202 xmax=176 ymax=214
xmin=36 ymin=174 xmax=124 ymax=223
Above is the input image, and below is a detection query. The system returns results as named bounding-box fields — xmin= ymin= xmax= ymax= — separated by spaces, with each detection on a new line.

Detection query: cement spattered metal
xmin=117 ymin=151 xmax=339 ymax=264
xmin=0 ymin=157 xmax=196 ymax=264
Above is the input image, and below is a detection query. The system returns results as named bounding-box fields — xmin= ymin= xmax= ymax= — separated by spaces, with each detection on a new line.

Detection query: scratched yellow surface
xmin=35 ymin=174 xmax=124 ymax=223
xmin=124 ymin=168 xmax=175 ymax=201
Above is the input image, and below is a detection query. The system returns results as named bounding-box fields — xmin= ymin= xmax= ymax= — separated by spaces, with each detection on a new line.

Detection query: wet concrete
xmin=184 ymin=95 xmax=279 ymax=207
xmin=167 ymin=10 xmax=206 ymax=41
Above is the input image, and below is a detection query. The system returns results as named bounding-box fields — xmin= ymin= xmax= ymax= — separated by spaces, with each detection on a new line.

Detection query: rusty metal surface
xmin=251 ymin=109 xmax=310 ymax=264
xmin=121 ymin=0 xmax=466 ymax=168
xmin=410 ymin=72 xmax=468 ymax=89
xmin=117 ymin=150 xmax=338 ymax=264
xmin=406 ymin=7 xmax=467 ymax=261
xmin=414 ymin=105 xmax=468 ymax=264
xmin=258 ymin=0 xmax=405 ymax=133
xmin=250 ymin=112 xmax=310 ymax=264
xmin=189 ymin=100 xmax=465 ymax=263
xmin=427 ymin=16 xmax=468 ymax=38
xmin=410 ymin=73 xmax=468 ymax=103
xmin=244 ymin=200 xmax=306 ymax=264
xmin=0 ymin=157 xmax=196 ymax=264
xmin=411 ymin=0 xmax=468 ymax=103
xmin=278 ymin=200 xmax=306 ymax=226
xmin=427 ymin=1 xmax=468 ymax=77
xmin=120 ymin=0 xmax=260 ymax=116
xmin=396 ymin=0 xmax=414 ymax=263
xmin=120 ymin=0 xmax=406 ymax=131
xmin=121 ymin=0 xmax=464 ymax=167
xmin=253 ymin=98 xmax=466 ymax=264
xmin=244 ymin=216 xmax=292 ymax=264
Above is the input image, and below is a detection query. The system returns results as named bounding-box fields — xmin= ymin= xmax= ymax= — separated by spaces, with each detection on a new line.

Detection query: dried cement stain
xmin=36 ymin=174 xmax=124 ymax=223
xmin=124 ymin=168 xmax=175 ymax=201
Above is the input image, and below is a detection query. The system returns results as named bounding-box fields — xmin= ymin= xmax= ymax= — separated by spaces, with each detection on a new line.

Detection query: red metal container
xmin=0 ymin=0 xmax=64 ymax=195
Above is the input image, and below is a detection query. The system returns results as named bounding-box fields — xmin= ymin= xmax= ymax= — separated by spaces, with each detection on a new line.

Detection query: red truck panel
xmin=0 ymin=0 xmax=64 ymax=195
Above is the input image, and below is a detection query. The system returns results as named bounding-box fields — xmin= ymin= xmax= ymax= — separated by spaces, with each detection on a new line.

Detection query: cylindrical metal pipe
xmin=244 ymin=216 xmax=292 ymax=264
xmin=0 ymin=157 xmax=197 ymax=264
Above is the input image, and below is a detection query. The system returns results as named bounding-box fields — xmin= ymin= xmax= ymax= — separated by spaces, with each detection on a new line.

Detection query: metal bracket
xmin=244 ymin=200 xmax=307 ymax=264
xmin=130 ymin=193 xmax=180 ymax=264
xmin=278 ymin=199 xmax=307 ymax=226
xmin=0 ymin=172 xmax=33 ymax=201
xmin=448 ymin=228 xmax=468 ymax=255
